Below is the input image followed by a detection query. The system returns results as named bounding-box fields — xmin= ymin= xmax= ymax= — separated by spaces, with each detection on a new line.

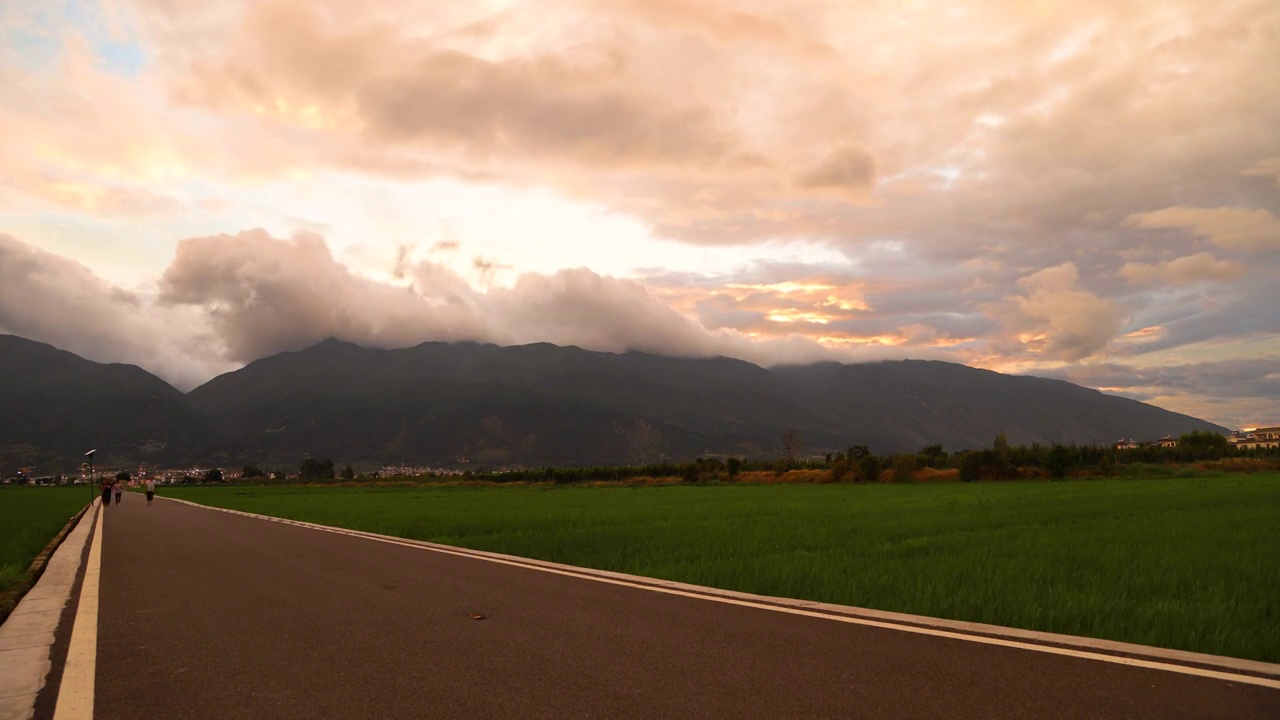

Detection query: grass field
xmin=0 ymin=486 xmax=91 ymax=603
xmin=170 ymin=475 xmax=1280 ymax=662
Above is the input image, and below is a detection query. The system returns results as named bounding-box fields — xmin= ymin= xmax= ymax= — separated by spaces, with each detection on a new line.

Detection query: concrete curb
xmin=164 ymin=496 xmax=1280 ymax=681
xmin=0 ymin=501 xmax=92 ymax=627
xmin=0 ymin=500 xmax=98 ymax=720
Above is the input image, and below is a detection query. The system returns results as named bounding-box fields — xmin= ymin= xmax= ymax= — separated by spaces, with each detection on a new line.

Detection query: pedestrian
xmin=113 ymin=480 xmax=123 ymax=505
xmin=100 ymin=476 xmax=112 ymax=506
xmin=145 ymin=478 xmax=156 ymax=506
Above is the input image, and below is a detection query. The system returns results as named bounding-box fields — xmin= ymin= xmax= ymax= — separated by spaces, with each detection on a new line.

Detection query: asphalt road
xmin=84 ymin=495 xmax=1279 ymax=719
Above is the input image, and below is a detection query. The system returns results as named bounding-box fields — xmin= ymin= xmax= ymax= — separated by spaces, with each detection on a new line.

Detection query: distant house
xmin=1158 ymin=436 xmax=1177 ymax=448
xmin=1234 ymin=425 xmax=1280 ymax=451
xmin=1114 ymin=438 xmax=1138 ymax=450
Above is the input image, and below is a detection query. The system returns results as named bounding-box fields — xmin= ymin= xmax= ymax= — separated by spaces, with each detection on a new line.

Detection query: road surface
xmin=41 ymin=495 xmax=1280 ymax=718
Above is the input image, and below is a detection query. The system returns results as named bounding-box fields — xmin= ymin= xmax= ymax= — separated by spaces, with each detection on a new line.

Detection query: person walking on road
xmin=101 ymin=476 xmax=112 ymax=506
xmin=114 ymin=480 xmax=123 ymax=505
xmin=145 ymin=478 xmax=156 ymax=506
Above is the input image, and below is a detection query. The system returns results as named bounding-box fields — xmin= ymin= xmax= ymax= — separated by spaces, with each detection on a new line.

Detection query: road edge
xmin=163 ymin=496 xmax=1280 ymax=684
xmin=0 ymin=500 xmax=97 ymax=720
xmin=51 ymin=501 xmax=103 ymax=720
xmin=0 ymin=502 xmax=91 ymax=626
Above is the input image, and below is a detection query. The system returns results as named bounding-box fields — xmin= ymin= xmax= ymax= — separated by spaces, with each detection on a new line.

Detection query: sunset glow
xmin=0 ymin=0 xmax=1276 ymax=428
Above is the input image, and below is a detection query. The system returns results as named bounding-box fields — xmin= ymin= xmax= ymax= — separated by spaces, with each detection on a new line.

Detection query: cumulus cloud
xmin=1118 ymin=252 xmax=1247 ymax=285
xmin=1125 ymin=207 xmax=1280 ymax=252
xmin=0 ymin=230 xmax=852 ymax=384
xmin=154 ymin=228 xmax=851 ymax=367
xmin=0 ymin=233 xmax=230 ymax=388
xmin=987 ymin=263 xmax=1121 ymax=361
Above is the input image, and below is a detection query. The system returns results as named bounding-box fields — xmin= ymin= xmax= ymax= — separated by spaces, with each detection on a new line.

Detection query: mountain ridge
xmin=0 ymin=334 xmax=225 ymax=472
xmin=1 ymin=334 xmax=1227 ymax=471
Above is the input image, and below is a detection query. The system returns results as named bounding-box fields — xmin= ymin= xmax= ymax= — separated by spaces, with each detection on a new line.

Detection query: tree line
xmin=204 ymin=430 xmax=1277 ymax=486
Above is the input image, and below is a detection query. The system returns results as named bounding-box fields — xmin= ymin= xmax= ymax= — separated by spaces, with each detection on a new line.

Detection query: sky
xmin=0 ymin=0 xmax=1277 ymax=430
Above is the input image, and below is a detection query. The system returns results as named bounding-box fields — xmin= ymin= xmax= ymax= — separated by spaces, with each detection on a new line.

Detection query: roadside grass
xmin=170 ymin=474 xmax=1280 ymax=662
xmin=0 ymin=486 xmax=91 ymax=610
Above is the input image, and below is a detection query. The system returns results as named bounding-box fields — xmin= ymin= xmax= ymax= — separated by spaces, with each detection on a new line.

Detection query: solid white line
xmin=53 ymin=502 xmax=103 ymax=720
xmin=165 ymin=497 xmax=1280 ymax=690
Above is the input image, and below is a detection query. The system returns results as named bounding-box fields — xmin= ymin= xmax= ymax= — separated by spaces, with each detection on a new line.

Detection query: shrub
xmin=890 ymin=454 xmax=917 ymax=483
xmin=830 ymin=458 xmax=849 ymax=482
xmin=858 ymin=455 xmax=881 ymax=483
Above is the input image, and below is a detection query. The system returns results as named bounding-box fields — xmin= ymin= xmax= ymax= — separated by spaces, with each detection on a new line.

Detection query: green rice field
xmin=175 ymin=475 xmax=1279 ymax=662
xmin=0 ymin=486 xmax=91 ymax=601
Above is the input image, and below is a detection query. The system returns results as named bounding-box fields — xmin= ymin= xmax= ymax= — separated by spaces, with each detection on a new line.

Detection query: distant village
xmin=1114 ymin=425 xmax=1280 ymax=451
xmin=2 ymin=463 xmax=467 ymax=486
xmin=4 ymin=424 xmax=1279 ymax=485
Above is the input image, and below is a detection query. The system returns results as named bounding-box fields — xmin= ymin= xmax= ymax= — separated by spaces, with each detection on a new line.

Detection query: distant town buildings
xmin=1113 ymin=428 xmax=1280 ymax=451
xmin=1116 ymin=430 xmax=1182 ymax=448
xmin=379 ymin=465 xmax=464 ymax=477
xmin=1113 ymin=436 xmax=1178 ymax=450
xmin=1230 ymin=426 xmax=1280 ymax=451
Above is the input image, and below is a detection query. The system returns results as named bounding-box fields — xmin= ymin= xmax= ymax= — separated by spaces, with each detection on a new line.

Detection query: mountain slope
xmin=773 ymin=360 xmax=1223 ymax=451
xmin=0 ymin=335 xmax=221 ymax=473
xmin=185 ymin=340 xmax=815 ymax=466
xmin=186 ymin=339 xmax=1226 ymax=466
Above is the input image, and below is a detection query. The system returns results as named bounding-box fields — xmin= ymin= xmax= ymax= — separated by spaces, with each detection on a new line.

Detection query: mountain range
xmin=0 ymin=334 xmax=1226 ymax=472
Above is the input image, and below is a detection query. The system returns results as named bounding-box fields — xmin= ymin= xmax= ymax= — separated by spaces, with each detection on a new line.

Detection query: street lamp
xmin=84 ymin=449 xmax=96 ymax=504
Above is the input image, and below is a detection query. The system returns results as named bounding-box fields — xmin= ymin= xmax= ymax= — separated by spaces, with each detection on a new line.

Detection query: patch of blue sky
xmin=4 ymin=29 xmax=60 ymax=69
xmin=61 ymin=0 xmax=149 ymax=76
xmin=93 ymin=36 xmax=145 ymax=75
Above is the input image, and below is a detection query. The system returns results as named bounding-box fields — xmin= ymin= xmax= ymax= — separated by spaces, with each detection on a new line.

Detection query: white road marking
xmin=53 ymin=503 xmax=103 ymax=720
xmin=164 ymin=497 xmax=1280 ymax=690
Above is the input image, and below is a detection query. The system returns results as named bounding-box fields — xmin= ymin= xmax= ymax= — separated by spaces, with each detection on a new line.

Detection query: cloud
xmin=1242 ymin=157 xmax=1280 ymax=188
xmin=158 ymin=229 xmax=483 ymax=362
xmin=1118 ymin=252 xmax=1247 ymax=285
xmin=155 ymin=227 xmax=854 ymax=367
xmin=795 ymin=146 xmax=878 ymax=199
xmin=1 ymin=230 xmax=1270 ymax=428
xmin=356 ymin=51 xmax=735 ymax=168
xmin=1124 ymin=207 xmax=1280 ymax=252
xmin=0 ymin=170 xmax=182 ymax=218
xmin=167 ymin=2 xmax=741 ymax=170
xmin=987 ymin=263 xmax=1121 ymax=361
xmin=3 ymin=0 xmax=1279 ymax=428
xmin=606 ymin=0 xmax=838 ymax=59
xmin=645 ymin=260 xmax=992 ymax=357
xmin=1042 ymin=358 xmax=1280 ymax=429
xmin=0 ymin=233 xmax=230 ymax=388
xmin=20 ymin=0 xmax=1280 ymax=266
